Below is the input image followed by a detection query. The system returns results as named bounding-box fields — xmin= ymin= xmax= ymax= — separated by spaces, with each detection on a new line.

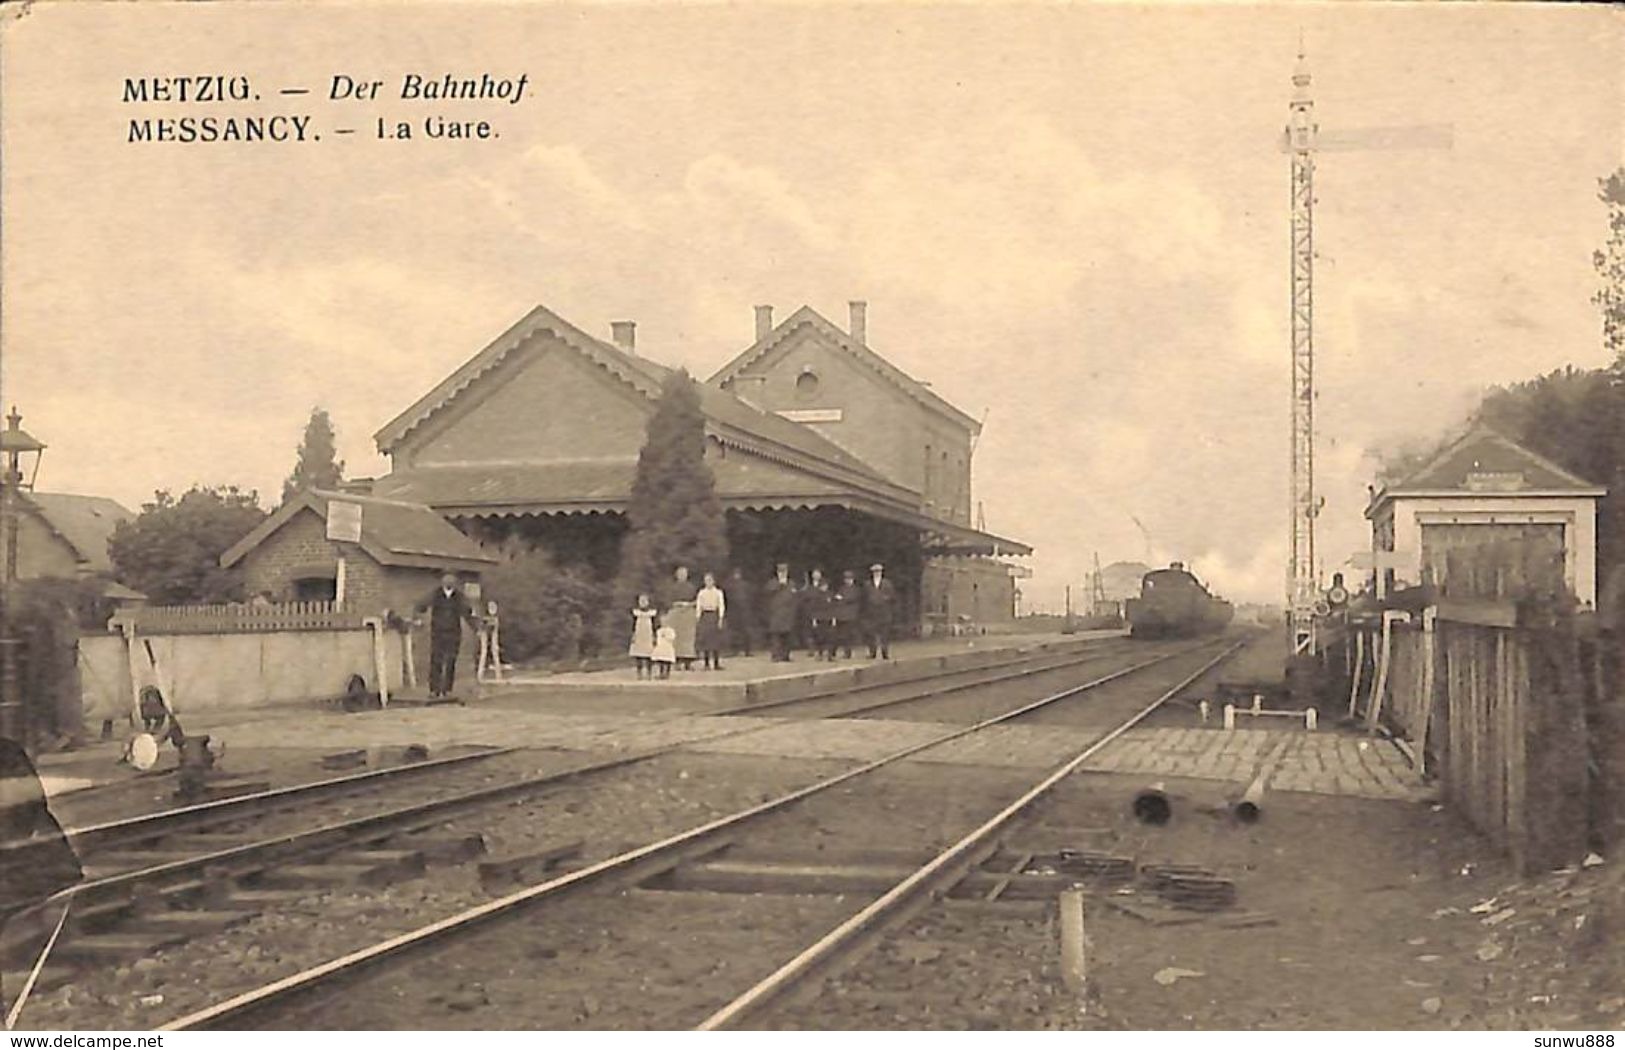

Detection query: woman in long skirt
xmin=694 ymin=571 xmax=727 ymax=670
xmin=664 ymin=565 xmax=699 ymax=671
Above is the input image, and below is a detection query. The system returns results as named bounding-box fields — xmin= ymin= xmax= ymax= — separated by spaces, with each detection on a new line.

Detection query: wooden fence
xmin=109 ymin=600 xmax=366 ymax=635
xmin=1348 ymin=597 xmax=1595 ymax=872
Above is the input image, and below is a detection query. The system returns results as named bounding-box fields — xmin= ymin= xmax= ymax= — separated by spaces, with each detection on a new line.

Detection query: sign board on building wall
xmin=777 ymin=408 xmax=844 ymax=424
xmin=326 ymin=500 xmax=363 ymax=543
xmin=1464 ymin=471 xmax=1527 ymax=492
xmin=1348 ymin=549 xmax=1412 ymax=571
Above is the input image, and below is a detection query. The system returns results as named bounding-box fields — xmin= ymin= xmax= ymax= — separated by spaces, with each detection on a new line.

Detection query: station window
xmin=292 ymin=575 xmax=337 ymax=601
xmin=795 ymin=370 xmax=820 ymax=398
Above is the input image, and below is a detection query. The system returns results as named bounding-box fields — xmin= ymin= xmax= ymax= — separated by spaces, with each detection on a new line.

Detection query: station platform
xmin=483 ymin=629 xmax=1126 ymax=715
xmin=28 ymin=629 xmax=1124 ymax=815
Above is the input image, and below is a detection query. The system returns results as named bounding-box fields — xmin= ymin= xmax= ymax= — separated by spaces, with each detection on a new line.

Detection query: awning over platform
xmin=374 ymin=459 xmax=874 ymax=516
xmin=372 ymin=460 xmax=1029 ymax=556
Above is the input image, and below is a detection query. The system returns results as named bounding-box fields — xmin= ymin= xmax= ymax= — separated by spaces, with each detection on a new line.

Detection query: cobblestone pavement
xmin=1083 ymin=726 xmax=1431 ymax=801
xmin=151 ymin=707 xmax=1426 ymax=801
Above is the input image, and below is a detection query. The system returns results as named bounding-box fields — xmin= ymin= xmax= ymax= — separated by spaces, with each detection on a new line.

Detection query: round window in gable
xmin=795 ymin=370 xmax=821 ymax=398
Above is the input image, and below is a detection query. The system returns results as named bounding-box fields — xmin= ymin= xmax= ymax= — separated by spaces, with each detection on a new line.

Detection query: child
xmin=628 ymin=593 xmax=658 ymax=679
xmin=651 ymin=624 xmax=677 ymax=680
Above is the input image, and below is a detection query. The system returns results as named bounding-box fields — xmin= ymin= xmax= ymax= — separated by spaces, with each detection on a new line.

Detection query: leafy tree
xmin=282 ymin=407 xmax=345 ymax=503
xmin=1595 ymin=168 xmax=1625 ymax=368
xmin=482 ymin=548 xmax=610 ymax=663
xmin=6 ymin=576 xmax=103 ymax=745
xmin=614 ymin=369 xmax=729 ymax=613
xmin=108 ymin=486 xmax=267 ymax=604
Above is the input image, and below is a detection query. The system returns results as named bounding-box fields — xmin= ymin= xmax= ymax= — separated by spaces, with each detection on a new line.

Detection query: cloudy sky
xmin=2 ymin=2 xmax=1621 ymax=610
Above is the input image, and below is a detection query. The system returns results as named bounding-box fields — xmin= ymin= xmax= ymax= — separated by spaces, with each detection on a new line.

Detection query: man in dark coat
xmin=726 ymin=567 xmax=760 ymax=656
xmin=2 ymin=736 xmax=81 ymax=1017
xmin=416 ymin=572 xmax=478 ymax=698
xmin=804 ymin=569 xmax=835 ymax=660
xmin=832 ymin=569 xmax=862 ymax=659
xmin=763 ymin=562 xmax=800 ymax=662
xmin=861 ymin=562 xmax=898 ymax=659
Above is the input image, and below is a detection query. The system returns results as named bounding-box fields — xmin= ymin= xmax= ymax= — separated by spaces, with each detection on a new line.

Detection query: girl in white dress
xmin=628 ymin=593 xmax=658 ymax=679
xmin=651 ymin=625 xmax=677 ymax=680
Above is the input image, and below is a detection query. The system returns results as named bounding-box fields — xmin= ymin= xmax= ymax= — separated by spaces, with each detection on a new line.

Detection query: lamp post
xmin=0 ymin=407 xmax=46 ymax=744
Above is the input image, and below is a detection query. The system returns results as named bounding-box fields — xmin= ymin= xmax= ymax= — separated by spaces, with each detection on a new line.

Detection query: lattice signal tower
xmin=1282 ymin=48 xmax=1452 ymax=655
xmin=1286 ymin=48 xmax=1321 ymax=655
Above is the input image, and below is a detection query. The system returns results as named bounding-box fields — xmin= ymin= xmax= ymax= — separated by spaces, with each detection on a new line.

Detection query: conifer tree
xmin=615 ymin=369 xmax=729 ymax=611
xmin=282 ymin=407 xmax=345 ymax=503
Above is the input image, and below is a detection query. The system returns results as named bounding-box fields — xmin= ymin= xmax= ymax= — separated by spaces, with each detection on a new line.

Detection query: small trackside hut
xmin=1365 ymin=427 xmax=1604 ymax=606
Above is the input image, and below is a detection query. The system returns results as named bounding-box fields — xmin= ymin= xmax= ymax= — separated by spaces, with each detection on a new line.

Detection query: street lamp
xmin=0 ymin=407 xmax=46 ymax=744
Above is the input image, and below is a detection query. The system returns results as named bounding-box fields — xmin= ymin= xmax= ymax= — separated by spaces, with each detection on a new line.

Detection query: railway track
xmin=56 ymin=635 xmax=1129 ymax=872
xmin=12 ymin=634 xmax=1142 ymax=1019
xmin=147 ymin=633 xmax=1248 ymax=1030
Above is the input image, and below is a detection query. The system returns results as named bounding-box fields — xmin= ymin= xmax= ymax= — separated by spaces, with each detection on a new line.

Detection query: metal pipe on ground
xmin=1132 ymin=782 xmax=1171 ymax=825
xmin=1231 ymin=776 xmax=1266 ymax=823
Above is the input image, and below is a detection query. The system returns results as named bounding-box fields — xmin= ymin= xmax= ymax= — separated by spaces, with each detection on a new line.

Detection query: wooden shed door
xmin=1420 ymin=522 xmax=1564 ymax=598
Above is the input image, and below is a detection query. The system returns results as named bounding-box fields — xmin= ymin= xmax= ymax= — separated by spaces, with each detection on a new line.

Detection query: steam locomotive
xmin=1125 ymin=563 xmax=1234 ymax=639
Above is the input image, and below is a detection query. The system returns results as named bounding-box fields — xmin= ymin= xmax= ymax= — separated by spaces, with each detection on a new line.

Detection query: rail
xmin=42 ymin=640 xmax=1135 ymax=960
xmin=696 ymin=637 xmax=1246 ymax=1028
xmin=158 ymin=638 xmax=1221 ymax=1030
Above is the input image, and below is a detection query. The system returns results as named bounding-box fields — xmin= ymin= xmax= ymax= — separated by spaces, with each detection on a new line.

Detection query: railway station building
xmin=363 ymin=301 xmax=1029 ymax=632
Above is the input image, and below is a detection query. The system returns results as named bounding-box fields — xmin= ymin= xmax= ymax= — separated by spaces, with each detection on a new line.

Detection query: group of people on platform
xmin=629 ymin=562 xmax=899 ymax=677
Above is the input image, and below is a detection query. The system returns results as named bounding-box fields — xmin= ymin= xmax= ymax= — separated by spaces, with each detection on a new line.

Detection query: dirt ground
xmin=20 ymin=627 xmax=1619 ymax=1032
xmin=777 ymin=768 xmax=1625 ymax=1031
xmin=12 ymin=750 xmax=858 ymax=1030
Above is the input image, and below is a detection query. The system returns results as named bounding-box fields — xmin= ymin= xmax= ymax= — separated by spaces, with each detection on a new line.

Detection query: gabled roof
xmin=221 ymin=489 xmax=497 ymax=572
xmin=707 ymin=305 xmax=982 ymax=432
xmin=25 ymin=492 xmax=133 ymax=573
xmin=1368 ymin=426 xmax=1606 ymax=515
xmin=374 ymin=304 xmax=666 ymax=453
xmin=372 ymin=302 xmax=915 ymax=507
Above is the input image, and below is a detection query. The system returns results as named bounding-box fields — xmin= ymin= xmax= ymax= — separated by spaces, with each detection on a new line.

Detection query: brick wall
xmin=238 ymin=508 xmax=414 ymax=615
xmin=238 ymin=509 xmax=483 ymax=689
xmin=241 ymin=508 xmax=340 ymax=599
xmin=724 ymin=322 xmax=975 ymax=524
xmin=397 ymin=334 xmax=652 ymax=469
xmin=922 ymin=555 xmax=1017 ymax=627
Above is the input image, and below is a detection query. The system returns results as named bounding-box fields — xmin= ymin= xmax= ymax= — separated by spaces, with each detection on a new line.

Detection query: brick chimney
xmin=754 ymin=305 xmax=774 ymax=342
xmin=610 ymin=320 xmax=636 ymax=354
xmin=849 ymin=300 xmax=867 ymax=345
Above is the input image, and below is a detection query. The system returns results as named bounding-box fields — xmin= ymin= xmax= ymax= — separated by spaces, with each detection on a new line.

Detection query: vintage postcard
xmin=0 ymin=0 xmax=1621 ymax=1036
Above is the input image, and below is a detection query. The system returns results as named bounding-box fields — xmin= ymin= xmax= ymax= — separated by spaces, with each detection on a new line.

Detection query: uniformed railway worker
xmin=415 ymin=572 xmax=478 ymax=698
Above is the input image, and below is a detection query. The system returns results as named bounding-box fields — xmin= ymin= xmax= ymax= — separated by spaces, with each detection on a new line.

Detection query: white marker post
xmin=1059 ymin=889 xmax=1088 ymax=997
